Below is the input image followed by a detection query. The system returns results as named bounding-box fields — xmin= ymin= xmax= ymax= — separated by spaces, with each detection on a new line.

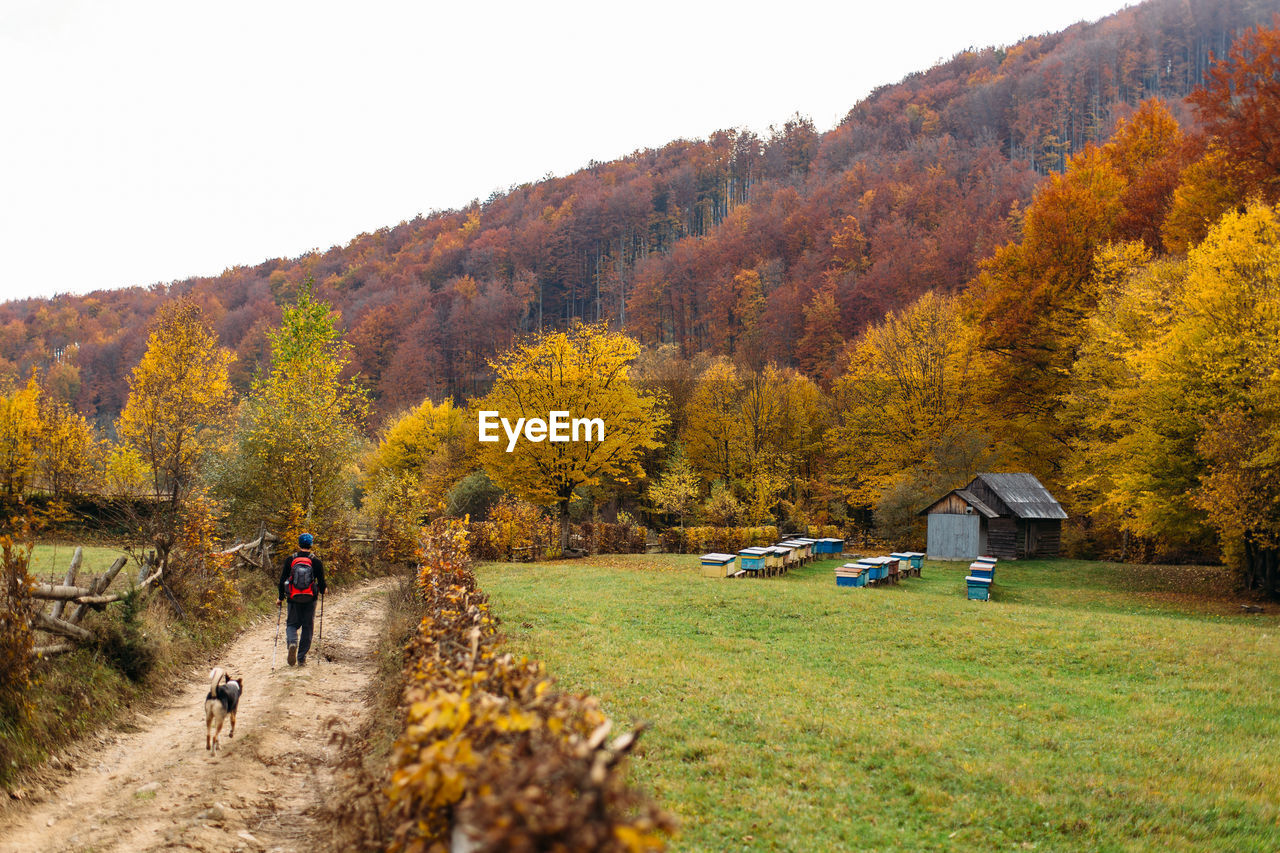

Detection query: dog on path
xmin=204 ymin=667 xmax=242 ymax=752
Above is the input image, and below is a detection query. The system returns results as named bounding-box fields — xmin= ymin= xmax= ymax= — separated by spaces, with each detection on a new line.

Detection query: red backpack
xmin=288 ymin=555 xmax=316 ymax=601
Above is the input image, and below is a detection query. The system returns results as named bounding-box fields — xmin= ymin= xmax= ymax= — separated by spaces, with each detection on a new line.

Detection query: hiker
xmin=277 ymin=533 xmax=326 ymax=667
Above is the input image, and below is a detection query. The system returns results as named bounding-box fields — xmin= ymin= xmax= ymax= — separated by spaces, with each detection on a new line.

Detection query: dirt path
xmin=0 ymin=579 xmax=392 ymax=853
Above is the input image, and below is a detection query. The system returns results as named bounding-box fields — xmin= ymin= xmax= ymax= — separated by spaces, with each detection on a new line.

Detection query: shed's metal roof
xmin=954 ymin=489 xmax=1000 ymax=518
xmin=974 ymin=473 xmax=1068 ymax=519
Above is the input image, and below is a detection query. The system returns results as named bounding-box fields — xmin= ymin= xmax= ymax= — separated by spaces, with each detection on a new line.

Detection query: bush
xmin=576 ymin=521 xmax=648 ymax=554
xmin=468 ymin=496 xmax=556 ymax=561
xmin=446 ymin=471 xmax=503 ymax=522
xmin=93 ymin=588 xmax=155 ymax=683
xmin=0 ymin=536 xmax=35 ymax=722
xmin=383 ymin=519 xmax=672 ymax=852
xmin=659 ymin=526 xmax=778 ymax=554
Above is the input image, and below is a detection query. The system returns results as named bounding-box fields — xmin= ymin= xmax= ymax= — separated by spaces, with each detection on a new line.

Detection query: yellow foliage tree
xmin=35 ymin=397 xmax=101 ymax=498
xmin=646 ymin=443 xmax=700 ymax=528
xmin=471 ymin=323 xmax=666 ymax=551
xmin=1078 ymin=204 xmax=1280 ymax=593
xmin=363 ymin=397 xmax=469 ymax=559
xmin=103 ymin=443 xmax=151 ymax=499
xmin=828 ymin=291 xmax=992 ymax=525
xmin=117 ymin=300 xmax=233 ymax=581
xmin=216 ymin=279 xmax=368 ymax=542
xmin=0 ymin=377 xmax=40 ymax=498
xmin=683 ymin=359 xmax=746 ymax=486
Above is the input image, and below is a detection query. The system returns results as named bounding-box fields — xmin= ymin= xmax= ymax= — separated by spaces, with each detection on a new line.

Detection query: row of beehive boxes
xmin=834 ymin=552 xmax=924 ymax=587
xmin=699 ymin=537 xmax=845 ymax=578
xmin=965 ymin=556 xmax=997 ymax=600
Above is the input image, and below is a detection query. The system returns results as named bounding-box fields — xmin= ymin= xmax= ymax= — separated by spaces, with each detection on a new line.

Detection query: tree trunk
xmin=559 ymin=500 xmax=571 ymax=555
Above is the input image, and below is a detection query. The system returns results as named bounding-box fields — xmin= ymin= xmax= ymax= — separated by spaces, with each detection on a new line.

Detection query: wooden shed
xmin=920 ymin=473 xmax=1067 ymax=561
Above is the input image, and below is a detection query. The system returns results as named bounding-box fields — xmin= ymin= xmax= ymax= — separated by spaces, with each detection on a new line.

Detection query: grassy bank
xmin=476 ymin=555 xmax=1280 ymax=852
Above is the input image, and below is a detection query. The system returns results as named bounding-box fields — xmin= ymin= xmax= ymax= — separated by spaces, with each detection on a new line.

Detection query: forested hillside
xmin=3 ymin=0 xmax=1274 ymax=426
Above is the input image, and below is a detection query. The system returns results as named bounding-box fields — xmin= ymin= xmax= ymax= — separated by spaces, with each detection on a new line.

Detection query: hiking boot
xmin=287 ymin=643 xmax=297 ymax=666
xmin=297 ymin=657 xmax=306 ymax=667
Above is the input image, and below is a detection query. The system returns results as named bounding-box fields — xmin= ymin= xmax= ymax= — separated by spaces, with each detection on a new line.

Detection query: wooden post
xmin=49 ymin=547 xmax=83 ymax=621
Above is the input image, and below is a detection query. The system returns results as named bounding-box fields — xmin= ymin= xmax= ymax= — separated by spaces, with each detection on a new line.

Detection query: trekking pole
xmin=271 ymin=601 xmax=282 ymax=670
xmin=317 ymin=593 xmax=324 ymax=663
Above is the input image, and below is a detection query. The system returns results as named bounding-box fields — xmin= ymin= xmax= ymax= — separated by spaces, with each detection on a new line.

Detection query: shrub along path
xmin=0 ymin=579 xmax=391 ymax=853
xmin=478 ymin=555 xmax=1280 ymax=852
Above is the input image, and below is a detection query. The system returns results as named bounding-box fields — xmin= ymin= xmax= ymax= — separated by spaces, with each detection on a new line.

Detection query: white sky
xmin=0 ymin=0 xmax=1133 ymax=303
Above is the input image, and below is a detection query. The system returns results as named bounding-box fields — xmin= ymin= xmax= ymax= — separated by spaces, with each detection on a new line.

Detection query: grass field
xmin=26 ymin=542 xmax=133 ymax=587
xmin=476 ymin=555 xmax=1280 ymax=852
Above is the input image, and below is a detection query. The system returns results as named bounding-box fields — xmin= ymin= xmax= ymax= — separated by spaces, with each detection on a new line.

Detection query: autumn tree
xmin=215 ymin=280 xmax=368 ymax=542
xmin=829 ymin=291 xmax=994 ymax=527
xmin=795 ymin=286 xmax=845 ymax=384
xmin=1161 ymin=147 xmax=1245 ymax=254
xmin=647 ymin=444 xmax=700 ymax=528
xmin=471 ymin=323 xmax=666 ymax=551
xmin=681 ymin=359 xmax=746 ymax=486
xmin=0 ymin=377 xmax=40 ymax=499
xmin=35 ymin=397 xmax=100 ymax=498
xmin=1078 ymin=204 xmax=1280 ymax=594
xmin=965 ymin=101 xmax=1188 ymax=484
xmin=117 ymin=300 xmax=234 ymax=592
xmin=362 ymin=397 xmax=468 ymax=560
xmin=1189 ymin=17 xmax=1280 ymax=202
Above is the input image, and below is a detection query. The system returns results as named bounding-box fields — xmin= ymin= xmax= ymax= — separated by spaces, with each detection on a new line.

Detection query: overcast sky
xmin=0 ymin=0 xmax=1133 ymax=303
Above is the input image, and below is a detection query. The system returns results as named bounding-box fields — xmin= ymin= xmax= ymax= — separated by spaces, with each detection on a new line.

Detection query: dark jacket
xmin=278 ymin=550 xmax=327 ymax=601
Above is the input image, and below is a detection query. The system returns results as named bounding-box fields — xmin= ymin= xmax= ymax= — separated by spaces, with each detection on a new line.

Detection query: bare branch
xmin=32 ymin=611 xmax=93 ymax=643
xmin=49 ymin=546 xmax=84 ymax=620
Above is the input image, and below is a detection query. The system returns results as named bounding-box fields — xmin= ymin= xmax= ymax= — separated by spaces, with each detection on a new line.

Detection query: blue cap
xmin=298 ymin=533 xmax=313 ymax=548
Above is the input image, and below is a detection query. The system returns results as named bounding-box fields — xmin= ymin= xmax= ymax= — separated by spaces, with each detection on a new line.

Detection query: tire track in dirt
xmin=0 ymin=578 xmax=392 ymax=853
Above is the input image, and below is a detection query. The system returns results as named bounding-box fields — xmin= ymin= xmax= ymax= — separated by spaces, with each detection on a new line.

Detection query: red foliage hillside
xmin=2 ymin=0 xmax=1274 ymax=427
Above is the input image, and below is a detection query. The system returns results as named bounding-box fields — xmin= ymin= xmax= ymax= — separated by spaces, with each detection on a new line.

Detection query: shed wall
xmin=1026 ymin=519 xmax=1063 ymax=558
xmin=927 ymin=514 xmax=980 ymax=560
xmin=987 ymin=518 xmax=1019 ymax=559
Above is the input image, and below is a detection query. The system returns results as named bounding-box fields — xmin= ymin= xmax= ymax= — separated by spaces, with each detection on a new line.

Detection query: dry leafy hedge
xmin=573 ymin=521 xmax=647 ymax=555
xmin=0 ymin=536 xmax=35 ymax=723
xmin=467 ymin=496 xmax=559 ymax=562
xmin=659 ymin=524 xmax=850 ymax=554
xmin=385 ymin=519 xmax=673 ymax=853
xmin=467 ymin=496 xmax=648 ymax=561
xmin=659 ymin=525 xmax=780 ymax=553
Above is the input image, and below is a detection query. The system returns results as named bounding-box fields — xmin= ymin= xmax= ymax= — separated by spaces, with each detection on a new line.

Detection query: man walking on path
xmin=277 ymin=533 xmax=326 ymax=667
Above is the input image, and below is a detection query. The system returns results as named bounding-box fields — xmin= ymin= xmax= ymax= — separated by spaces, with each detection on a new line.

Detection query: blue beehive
xmin=966 ymin=575 xmax=992 ymax=600
xmin=968 ymin=560 xmax=995 ymax=581
xmin=905 ymin=551 xmax=925 ymax=570
xmin=858 ymin=558 xmax=882 ymax=583
xmin=738 ymin=547 xmax=768 ymax=576
xmin=835 ymin=563 xmax=866 ymax=587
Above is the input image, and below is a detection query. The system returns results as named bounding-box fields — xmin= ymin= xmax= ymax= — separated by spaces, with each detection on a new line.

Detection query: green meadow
xmin=477 ymin=555 xmax=1280 ymax=852
xmin=26 ymin=543 xmax=131 ymax=585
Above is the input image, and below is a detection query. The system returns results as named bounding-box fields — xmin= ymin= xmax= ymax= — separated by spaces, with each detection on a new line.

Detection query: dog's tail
xmin=209 ymin=666 xmax=227 ymax=698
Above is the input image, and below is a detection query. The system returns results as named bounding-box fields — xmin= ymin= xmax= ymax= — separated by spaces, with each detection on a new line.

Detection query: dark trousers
xmin=285 ymin=598 xmax=318 ymax=662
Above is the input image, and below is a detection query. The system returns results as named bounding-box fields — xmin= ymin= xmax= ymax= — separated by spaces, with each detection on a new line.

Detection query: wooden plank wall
xmin=927 ymin=514 xmax=980 ymax=560
xmin=1029 ymin=520 xmax=1062 ymax=557
xmin=929 ymin=493 xmax=972 ymax=515
xmin=987 ymin=518 xmax=1019 ymax=559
